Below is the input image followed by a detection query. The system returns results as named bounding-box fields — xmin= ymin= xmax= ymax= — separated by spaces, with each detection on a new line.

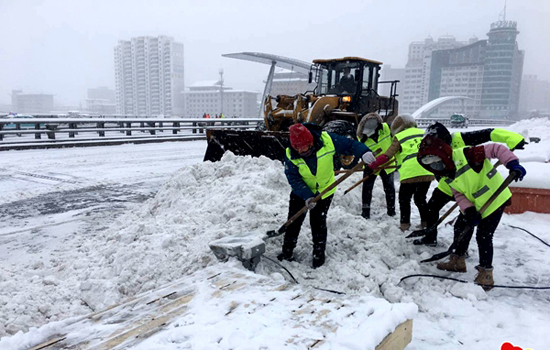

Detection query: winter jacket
xmin=284 ymin=123 xmax=370 ymax=200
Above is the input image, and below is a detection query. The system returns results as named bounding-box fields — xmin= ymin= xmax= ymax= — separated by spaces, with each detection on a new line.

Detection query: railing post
xmin=192 ymin=121 xmax=197 ymax=134
xmin=16 ymin=123 xmax=21 ymax=137
xmin=159 ymin=121 xmax=164 ymax=133
xmin=126 ymin=122 xmax=132 ymax=136
xmin=140 ymin=122 xmax=145 ymax=132
xmin=0 ymin=123 xmax=4 ymax=141
xmin=68 ymin=122 xmax=77 ymax=138
xmin=148 ymin=122 xmax=156 ymax=135
xmin=46 ymin=124 xmax=57 ymax=139
xmin=119 ymin=122 xmax=124 ymax=133
xmin=34 ymin=123 xmax=41 ymax=139
xmin=97 ymin=122 xmax=105 ymax=137
xmin=173 ymin=121 xmax=180 ymax=134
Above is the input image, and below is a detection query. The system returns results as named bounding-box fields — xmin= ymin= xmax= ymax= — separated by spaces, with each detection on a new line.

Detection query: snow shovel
xmin=266 ymin=160 xmax=366 ymax=238
xmin=421 ymin=172 xmax=516 ymax=263
xmin=343 ymin=162 xmax=397 ymax=195
xmin=406 ymin=158 xmax=508 ymax=239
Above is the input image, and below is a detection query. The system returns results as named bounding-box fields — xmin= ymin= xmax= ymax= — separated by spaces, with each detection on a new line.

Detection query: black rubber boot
xmin=387 ymin=207 xmax=396 ymax=217
xmin=277 ymin=251 xmax=294 ymax=262
xmin=361 ymin=209 xmax=370 ymax=219
xmin=312 ymin=253 xmax=325 ymax=268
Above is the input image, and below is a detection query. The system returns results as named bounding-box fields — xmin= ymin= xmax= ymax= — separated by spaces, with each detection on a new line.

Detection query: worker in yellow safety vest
xmin=357 ymin=112 xmax=397 ymax=219
xmin=410 ymin=122 xmax=526 ymax=246
xmin=366 ymin=114 xmax=434 ymax=231
xmin=417 ymin=135 xmax=526 ymax=289
xmin=280 ymin=123 xmax=375 ymax=268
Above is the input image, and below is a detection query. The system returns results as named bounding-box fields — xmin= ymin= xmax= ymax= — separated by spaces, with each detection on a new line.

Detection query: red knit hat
xmin=417 ymin=135 xmax=455 ymax=174
xmin=289 ymin=124 xmax=313 ymax=150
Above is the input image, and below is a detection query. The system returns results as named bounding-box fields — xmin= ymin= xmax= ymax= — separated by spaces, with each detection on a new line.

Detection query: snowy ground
xmin=1 ymin=120 xmax=550 ymax=349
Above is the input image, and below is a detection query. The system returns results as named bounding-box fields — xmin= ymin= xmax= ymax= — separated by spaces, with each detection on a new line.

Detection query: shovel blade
xmin=421 ymin=250 xmax=452 ymax=263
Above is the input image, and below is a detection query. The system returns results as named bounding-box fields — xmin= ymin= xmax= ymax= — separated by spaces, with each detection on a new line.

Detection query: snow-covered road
xmin=1 ymin=120 xmax=550 ymax=349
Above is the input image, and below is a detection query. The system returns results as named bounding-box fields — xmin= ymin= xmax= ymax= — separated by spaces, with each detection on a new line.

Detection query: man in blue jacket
xmin=279 ymin=123 xmax=375 ymax=268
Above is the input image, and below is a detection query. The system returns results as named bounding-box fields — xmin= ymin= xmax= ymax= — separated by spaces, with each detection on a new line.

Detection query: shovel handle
xmin=343 ymin=160 xmax=397 ymax=195
xmin=422 ymin=172 xmax=516 ymax=263
xmin=267 ymin=160 xmax=366 ymax=237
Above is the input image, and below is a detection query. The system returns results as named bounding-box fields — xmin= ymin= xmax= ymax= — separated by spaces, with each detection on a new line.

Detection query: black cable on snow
xmin=262 ymin=255 xmax=299 ymax=284
xmin=399 ymin=274 xmax=550 ymax=290
xmin=312 ymin=286 xmax=346 ymax=295
xmin=262 ymin=256 xmax=346 ymax=294
xmin=506 ymin=224 xmax=550 ymax=248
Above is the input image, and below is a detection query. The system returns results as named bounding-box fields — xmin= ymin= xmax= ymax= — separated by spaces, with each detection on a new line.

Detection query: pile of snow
xmin=503 ymin=117 xmax=550 ymax=189
xmin=509 ymin=117 xmax=550 ymax=163
xmin=1 ymin=152 xmax=550 ymax=349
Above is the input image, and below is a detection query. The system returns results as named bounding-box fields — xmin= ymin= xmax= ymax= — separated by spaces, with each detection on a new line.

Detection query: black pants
xmin=424 ymin=188 xmax=454 ymax=240
xmin=398 ymin=181 xmax=431 ymax=225
xmin=453 ymin=204 xmax=506 ymax=268
xmin=282 ymin=192 xmax=333 ymax=259
xmin=361 ymin=169 xmax=395 ymax=215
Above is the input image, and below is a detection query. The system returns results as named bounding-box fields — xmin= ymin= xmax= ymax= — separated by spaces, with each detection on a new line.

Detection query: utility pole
xmin=219 ymin=69 xmax=224 ymax=115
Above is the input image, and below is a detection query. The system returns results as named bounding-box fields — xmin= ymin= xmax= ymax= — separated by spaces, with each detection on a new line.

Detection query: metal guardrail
xmin=0 ymin=117 xmax=263 ymax=150
xmin=415 ymin=118 xmax=515 ymax=128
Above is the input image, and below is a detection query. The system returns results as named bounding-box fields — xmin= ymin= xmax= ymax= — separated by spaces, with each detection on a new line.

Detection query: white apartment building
xmin=184 ymin=81 xmax=258 ymax=118
xmin=114 ymin=36 xmax=184 ymax=116
xmin=401 ymin=36 xmax=475 ymax=114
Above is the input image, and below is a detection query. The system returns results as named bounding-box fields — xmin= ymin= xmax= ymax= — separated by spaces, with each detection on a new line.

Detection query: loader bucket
xmin=203 ymin=129 xmax=291 ymax=162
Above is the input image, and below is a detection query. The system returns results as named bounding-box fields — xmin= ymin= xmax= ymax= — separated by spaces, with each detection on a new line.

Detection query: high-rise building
xmin=427 ymin=20 xmax=524 ymax=119
xmin=480 ymin=20 xmax=524 ymax=119
xmin=519 ymin=75 xmax=550 ymax=115
xmin=11 ymin=90 xmax=54 ymax=114
xmin=428 ymin=40 xmax=486 ymax=118
xmin=184 ymin=81 xmax=258 ymax=118
xmin=114 ymin=36 xmax=184 ymax=116
xmin=401 ymin=36 xmax=472 ymax=114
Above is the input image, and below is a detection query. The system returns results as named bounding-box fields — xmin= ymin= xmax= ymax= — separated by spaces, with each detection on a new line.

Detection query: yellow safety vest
xmin=438 ymin=132 xmax=467 ymax=196
xmin=360 ymin=123 xmax=396 ymax=174
xmin=438 ymin=130 xmax=523 ymax=196
xmin=395 ymin=127 xmax=433 ymax=181
xmin=445 ymin=148 xmax=512 ymax=218
xmin=286 ymin=132 xmax=337 ymax=199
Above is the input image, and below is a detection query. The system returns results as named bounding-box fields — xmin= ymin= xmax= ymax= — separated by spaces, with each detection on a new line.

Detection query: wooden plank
xmin=28 ymin=335 xmax=66 ymax=350
xmin=375 ymin=319 xmax=413 ymax=350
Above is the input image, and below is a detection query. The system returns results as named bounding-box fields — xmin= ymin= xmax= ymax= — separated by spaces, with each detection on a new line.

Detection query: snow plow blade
xmin=203 ymin=129 xmax=291 ymax=162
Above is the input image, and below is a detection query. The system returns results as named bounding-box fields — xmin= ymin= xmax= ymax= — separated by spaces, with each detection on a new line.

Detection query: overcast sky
xmin=1 ymin=0 xmax=548 ymax=106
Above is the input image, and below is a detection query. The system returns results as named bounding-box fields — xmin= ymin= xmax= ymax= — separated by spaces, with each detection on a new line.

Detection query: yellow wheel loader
xmin=204 ymin=53 xmax=399 ymax=164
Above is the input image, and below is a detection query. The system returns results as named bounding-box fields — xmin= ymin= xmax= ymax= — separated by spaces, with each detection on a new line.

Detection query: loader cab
xmin=313 ymin=57 xmax=381 ymax=99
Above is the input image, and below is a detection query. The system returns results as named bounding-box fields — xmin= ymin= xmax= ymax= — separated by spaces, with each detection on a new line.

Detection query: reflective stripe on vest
xmin=447 ymin=148 xmax=512 ymax=218
xmin=286 ymin=132 xmax=337 ymax=199
xmin=360 ymin=123 xmax=396 ymax=174
xmin=395 ymin=127 xmax=433 ymax=181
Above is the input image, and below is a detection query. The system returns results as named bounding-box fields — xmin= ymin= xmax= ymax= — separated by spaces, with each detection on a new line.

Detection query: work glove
xmin=513 ymin=139 xmax=527 ymax=150
xmin=505 ymin=160 xmax=526 ymax=182
xmin=463 ymin=207 xmax=482 ymax=227
xmin=361 ymin=151 xmax=376 ymax=165
xmin=305 ymin=197 xmax=317 ymax=210
xmin=368 ymin=154 xmax=390 ymax=170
